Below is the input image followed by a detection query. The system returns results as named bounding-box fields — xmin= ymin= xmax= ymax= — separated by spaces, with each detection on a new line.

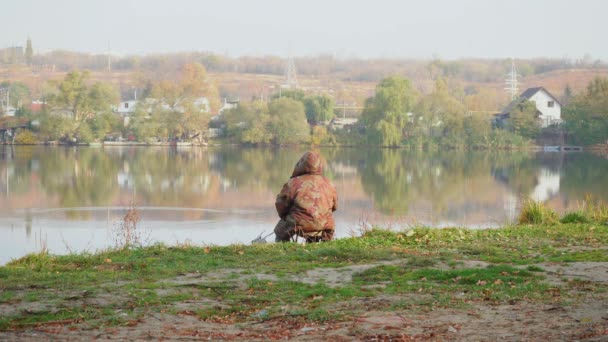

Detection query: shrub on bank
xmin=13 ymin=130 xmax=37 ymax=145
xmin=519 ymin=197 xmax=608 ymax=226
xmin=518 ymin=200 xmax=558 ymax=224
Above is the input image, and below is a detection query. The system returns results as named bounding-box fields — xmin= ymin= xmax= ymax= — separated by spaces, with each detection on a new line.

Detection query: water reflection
xmin=1 ymin=145 xmax=607 ymax=264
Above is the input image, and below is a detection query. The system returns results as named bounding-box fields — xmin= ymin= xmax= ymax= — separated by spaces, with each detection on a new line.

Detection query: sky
xmin=1 ymin=0 xmax=607 ymax=60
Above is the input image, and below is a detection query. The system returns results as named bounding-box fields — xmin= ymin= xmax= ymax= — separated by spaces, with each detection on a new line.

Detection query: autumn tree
xmin=143 ymin=62 xmax=220 ymax=141
xmin=47 ymin=70 xmax=118 ymax=122
xmin=44 ymin=70 xmax=119 ymax=142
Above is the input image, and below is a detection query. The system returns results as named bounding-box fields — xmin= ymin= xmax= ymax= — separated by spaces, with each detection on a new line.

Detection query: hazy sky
xmin=2 ymin=0 xmax=606 ymax=60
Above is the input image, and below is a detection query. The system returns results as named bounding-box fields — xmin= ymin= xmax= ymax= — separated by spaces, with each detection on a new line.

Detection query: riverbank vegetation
xmin=2 ymin=54 xmax=607 ymax=149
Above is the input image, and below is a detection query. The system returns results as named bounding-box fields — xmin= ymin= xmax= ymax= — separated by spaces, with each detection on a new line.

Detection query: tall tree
xmin=47 ymin=71 xmax=119 ymax=122
xmin=361 ymin=76 xmax=418 ymax=146
xmin=416 ymin=78 xmax=466 ymax=139
xmin=45 ymin=70 xmax=119 ymax=142
xmin=268 ymin=98 xmax=310 ymax=145
xmin=303 ymin=94 xmax=334 ymax=124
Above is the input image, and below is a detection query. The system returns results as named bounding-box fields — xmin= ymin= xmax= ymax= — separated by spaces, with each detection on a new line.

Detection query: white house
xmin=495 ymin=87 xmax=562 ymax=128
xmin=115 ymin=100 xmax=139 ymax=117
xmin=218 ymin=98 xmax=239 ymax=115
xmin=329 ymin=117 xmax=359 ymax=130
xmin=114 ymin=97 xmax=211 ymax=117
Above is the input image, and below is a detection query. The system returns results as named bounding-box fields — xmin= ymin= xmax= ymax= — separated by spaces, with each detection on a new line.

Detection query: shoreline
xmin=0 ymin=140 xmax=601 ymax=151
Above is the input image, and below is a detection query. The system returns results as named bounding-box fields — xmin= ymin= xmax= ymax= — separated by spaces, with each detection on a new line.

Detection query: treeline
xmin=3 ymin=66 xmax=607 ymax=148
xmin=563 ymin=77 xmax=608 ymax=145
xmin=2 ymin=62 xmax=221 ymax=144
xmin=217 ymin=90 xmax=335 ymax=145
xmin=221 ymin=75 xmax=608 ymax=149
xmin=354 ymin=76 xmax=530 ymax=149
xmin=4 ymin=46 xmax=606 ymax=83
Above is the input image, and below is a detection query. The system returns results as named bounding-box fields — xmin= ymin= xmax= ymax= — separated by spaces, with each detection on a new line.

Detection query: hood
xmin=291 ymin=151 xmax=324 ymax=177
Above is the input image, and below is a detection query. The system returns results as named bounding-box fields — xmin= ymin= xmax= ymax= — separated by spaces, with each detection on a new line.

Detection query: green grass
xmin=518 ymin=200 xmax=558 ymax=224
xmin=561 ymin=211 xmax=591 ymax=224
xmin=0 ymin=223 xmax=607 ymax=329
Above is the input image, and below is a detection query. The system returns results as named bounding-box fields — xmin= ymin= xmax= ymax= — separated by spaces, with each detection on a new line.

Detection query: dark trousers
xmin=274 ymin=218 xmax=334 ymax=243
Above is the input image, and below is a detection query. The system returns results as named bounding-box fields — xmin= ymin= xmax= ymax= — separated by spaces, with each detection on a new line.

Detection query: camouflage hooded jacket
xmin=275 ymin=151 xmax=338 ymax=233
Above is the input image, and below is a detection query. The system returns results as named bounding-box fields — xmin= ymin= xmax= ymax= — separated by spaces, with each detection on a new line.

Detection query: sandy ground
xmin=1 ymin=260 xmax=607 ymax=341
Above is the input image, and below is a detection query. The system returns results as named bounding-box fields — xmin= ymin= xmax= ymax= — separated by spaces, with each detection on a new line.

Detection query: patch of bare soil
xmin=2 ymin=261 xmax=607 ymax=341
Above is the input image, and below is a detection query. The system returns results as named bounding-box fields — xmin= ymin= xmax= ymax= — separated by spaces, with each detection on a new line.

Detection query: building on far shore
xmin=494 ymin=87 xmax=562 ymax=128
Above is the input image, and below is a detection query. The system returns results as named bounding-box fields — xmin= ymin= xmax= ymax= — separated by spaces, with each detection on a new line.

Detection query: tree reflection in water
xmin=1 ymin=146 xmax=607 ymax=225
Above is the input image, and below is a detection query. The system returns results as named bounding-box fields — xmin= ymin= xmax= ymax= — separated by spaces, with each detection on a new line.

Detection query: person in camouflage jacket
xmin=274 ymin=151 xmax=338 ymax=242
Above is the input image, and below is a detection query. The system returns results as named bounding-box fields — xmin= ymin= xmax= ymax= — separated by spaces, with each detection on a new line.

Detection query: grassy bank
xmin=1 ymin=222 xmax=607 ymax=336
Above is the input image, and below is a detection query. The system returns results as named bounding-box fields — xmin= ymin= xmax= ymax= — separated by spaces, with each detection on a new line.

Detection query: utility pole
xmin=283 ymin=54 xmax=299 ymax=89
xmin=505 ymin=58 xmax=520 ymax=100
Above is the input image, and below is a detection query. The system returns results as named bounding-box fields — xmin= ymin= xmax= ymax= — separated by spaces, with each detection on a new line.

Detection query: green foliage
xmin=75 ymin=122 xmax=94 ymax=143
xmin=303 ymin=94 xmax=334 ymax=124
xmin=560 ymin=211 xmax=590 ymax=224
xmin=415 ymin=78 xmax=466 ymax=141
xmin=47 ymin=70 xmax=119 ymax=122
xmin=43 ymin=70 xmax=120 ymax=143
xmin=508 ymin=100 xmax=541 ymax=139
xmin=268 ymin=98 xmax=310 ymax=144
xmin=463 ymin=112 xmax=492 ymax=147
xmin=486 ymin=129 xmax=531 ymax=148
xmin=38 ymin=114 xmax=74 ymax=141
xmin=222 ymin=101 xmax=272 ymax=144
xmin=88 ymin=112 xmax=122 ymax=141
xmin=361 ymin=76 xmax=418 ymax=146
xmin=518 ymin=200 xmax=558 ymax=225
xmin=223 ymin=98 xmax=310 ymax=145
xmin=311 ymin=125 xmax=336 ymax=146
xmin=563 ymin=77 xmax=608 ymax=145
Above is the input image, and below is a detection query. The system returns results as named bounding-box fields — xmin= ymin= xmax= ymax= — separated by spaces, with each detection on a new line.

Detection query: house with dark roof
xmin=494 ymin=87 xmax=562 ymax=128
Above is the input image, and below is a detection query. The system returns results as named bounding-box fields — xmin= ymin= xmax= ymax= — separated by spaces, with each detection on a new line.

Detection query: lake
xmin=1 ymin=145 xmax=606 ymax=265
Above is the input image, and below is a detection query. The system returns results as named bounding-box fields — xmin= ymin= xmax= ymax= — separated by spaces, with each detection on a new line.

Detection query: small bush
xmin=14 ymin=130 xmax=37 ymax=144
xmin=112 ymin=203 xmax=143 ymax=250
xmin=518 ymin=200 xmax=558 ymax=225
xmin=560 ymin=211 xmax=590 ymax=224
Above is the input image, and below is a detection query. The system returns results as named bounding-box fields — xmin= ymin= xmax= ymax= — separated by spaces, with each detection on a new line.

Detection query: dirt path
xmin=2 ymin=261 xmax=607 ymax=341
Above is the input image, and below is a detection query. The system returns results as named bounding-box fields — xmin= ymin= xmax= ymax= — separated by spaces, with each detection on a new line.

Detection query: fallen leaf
xmin=493 ymin=279 xmax=503 ymax=285
xmin=104 ymin=258 xmax=112 ymax=263
xmin=476 ymin=280 xmax=487 ymax=286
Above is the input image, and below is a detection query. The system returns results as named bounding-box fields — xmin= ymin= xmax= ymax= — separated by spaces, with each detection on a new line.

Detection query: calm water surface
xmin=1 ymin=146 xmax=606 ymax=264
